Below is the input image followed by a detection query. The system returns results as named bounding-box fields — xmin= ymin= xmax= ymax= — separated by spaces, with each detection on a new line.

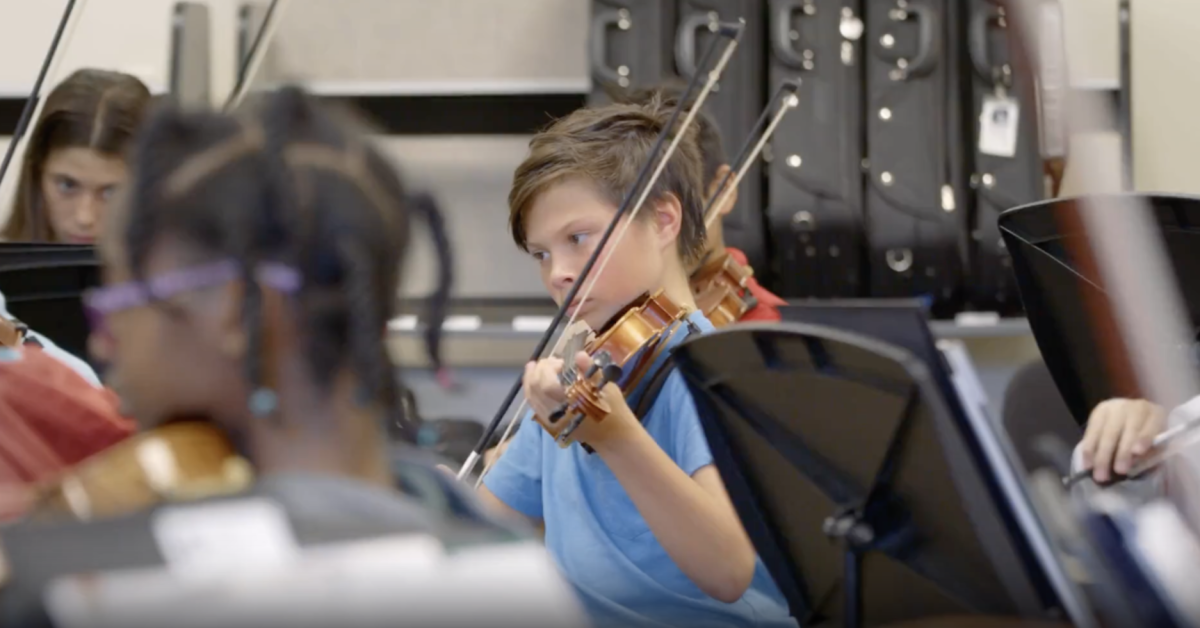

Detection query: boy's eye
xmin=99 ymin=185 xmax=118 ymax=200
xmin=531 ymin=251 xmax=549 ymax=262
xmin=569 ymin=233 xmax=590 ymax=246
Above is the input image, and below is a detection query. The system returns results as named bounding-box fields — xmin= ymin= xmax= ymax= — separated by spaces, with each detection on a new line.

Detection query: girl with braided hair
xmin=87 ymin=85 xmax=449 ymax=456
xmin=0 ymin=87 xmax=568 ymax=628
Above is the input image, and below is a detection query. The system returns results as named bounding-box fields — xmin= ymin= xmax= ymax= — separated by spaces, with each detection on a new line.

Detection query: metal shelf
xmin=386 ymin=312 xmax=1032 ymax=368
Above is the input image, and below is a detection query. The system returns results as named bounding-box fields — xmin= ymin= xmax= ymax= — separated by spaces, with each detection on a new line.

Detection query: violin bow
xmin=458 ymin=20 xmax=748 ymax=483
xmin=701 ymin=79 xmax=800 ymax=232
xmin=224 ymin=0 xmax=289 ymax=112
xmin=0 ymin=0 xmax=89 ymax=212
xmin=1006 ymin=0 xmax=1200 ymax=526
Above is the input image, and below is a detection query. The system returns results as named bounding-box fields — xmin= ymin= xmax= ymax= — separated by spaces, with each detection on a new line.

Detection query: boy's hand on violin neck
xmin=571 ymin=378 xmax=640 ymax=452
xmin=525 ymin=352 xmax=640 ymax=450
xmin=523 ymin=356 xmax=568 ymax=421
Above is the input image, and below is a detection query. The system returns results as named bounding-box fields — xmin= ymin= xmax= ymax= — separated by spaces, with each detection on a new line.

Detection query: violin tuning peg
xmin=600 ymin=364 xmax=624 ymax=385
xmin=586 ymin=352 xmax=613 ymax=379
xmin=547 ymin=404 xmax=568 ymax=424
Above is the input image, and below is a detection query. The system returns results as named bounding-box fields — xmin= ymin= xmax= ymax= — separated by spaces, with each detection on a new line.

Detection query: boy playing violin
xmin=477 ymin=98 xmax=796 ymax=627
xmin=622 ymin=84 xmax=787 ymax=323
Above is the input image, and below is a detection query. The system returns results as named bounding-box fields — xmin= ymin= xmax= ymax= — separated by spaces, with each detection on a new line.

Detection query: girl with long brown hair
xmin=2 ymin=68 xmax=151 ymax=243
xmin=0 ymin=69 xmax=151 ymax=384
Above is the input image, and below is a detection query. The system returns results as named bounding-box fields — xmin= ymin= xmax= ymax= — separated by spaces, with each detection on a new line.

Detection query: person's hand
xmin=523 ymin=356 xmax=567 ymax=423
xmin=556 ymin=352 xmax=638 ymax=450
xmin=525 ymin=352 xmax=637 ymax=449
xmin=1080 ymin=398 xmax=1167 ymax=482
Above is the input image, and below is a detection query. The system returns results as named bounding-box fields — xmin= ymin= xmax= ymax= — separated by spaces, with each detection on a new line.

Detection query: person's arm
xmin=524 ymin=353 xmax=756 ymax=603
xmin=590 ymin=417 xmax=756 ymax=602
xmin=477 ymin=407 xmax=545 ymax=530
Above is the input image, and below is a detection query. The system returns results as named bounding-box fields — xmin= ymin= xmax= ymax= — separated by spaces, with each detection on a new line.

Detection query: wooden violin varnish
xmin=690 ymin=251 xmax=754 ymax=328
xmin=29 ymin=421 xmax=253 ymax=522
xmin=534 ymin=289 xmax=687 ymax=447
xmin=0 ymin=317 xmax=26 ymax=348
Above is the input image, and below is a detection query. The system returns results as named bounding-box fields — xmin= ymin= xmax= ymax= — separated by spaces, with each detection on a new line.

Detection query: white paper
xmin=151 ymin=498 xmax=300 ymax=582
xmin=45 ymin=537 xmax=589 ymax=628
xmin=979 ymin=95 xmax=1021 ymax=158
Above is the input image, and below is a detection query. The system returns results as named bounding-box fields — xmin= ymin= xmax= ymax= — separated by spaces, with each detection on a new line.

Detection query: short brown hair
xmin=614 ymin=82 xmax=727 ymax=186
xmin=508 ymin=96 xmax=708 ymax=264
xmin=3 ymin=68 xmax=152 ymax=241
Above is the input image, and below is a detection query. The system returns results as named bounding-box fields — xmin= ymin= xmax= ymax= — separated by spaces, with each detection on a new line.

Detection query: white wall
xmin=1130 ymin=0 xmax=1200 ymax=193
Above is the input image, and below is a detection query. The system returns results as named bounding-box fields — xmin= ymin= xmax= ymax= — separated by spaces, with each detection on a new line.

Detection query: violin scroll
xmin=691 ymin=251 xmax=755 ymax=328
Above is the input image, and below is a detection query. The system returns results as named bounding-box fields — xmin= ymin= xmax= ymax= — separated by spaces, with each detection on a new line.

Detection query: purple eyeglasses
xmin=82 ymin=259 xmax=302 ymax=336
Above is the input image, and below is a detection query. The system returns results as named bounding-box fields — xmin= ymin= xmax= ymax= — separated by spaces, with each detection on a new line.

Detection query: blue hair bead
xmin=248 ymin=387 xmax=279 ymax=417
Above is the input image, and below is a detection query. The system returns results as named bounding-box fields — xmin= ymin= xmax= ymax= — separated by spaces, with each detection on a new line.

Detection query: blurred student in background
xmin=2 ymin=68 xmax=151 ymax=244
xmin=0 ymin=69 xmax=151 ymax=383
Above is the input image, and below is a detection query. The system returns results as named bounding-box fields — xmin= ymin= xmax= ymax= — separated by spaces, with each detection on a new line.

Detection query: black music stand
xmin=999 ymin=193 xmax=1200 ymax=427
xmin=0 ymin=244 xmax=98 ymax=362
xmin=671 ymin=323 xmax=1068 ymax=627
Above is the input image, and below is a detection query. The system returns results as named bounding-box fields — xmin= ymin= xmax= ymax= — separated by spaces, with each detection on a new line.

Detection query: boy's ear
xmin=651 ymin=194 xmax=684 ymax=250
xmin=706 ymin=164 xmax=738 ymax=218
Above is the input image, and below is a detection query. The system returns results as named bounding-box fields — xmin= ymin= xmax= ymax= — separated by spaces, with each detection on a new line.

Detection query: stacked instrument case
xmin=766 ymin=0 xmax=868 ymax=299
xmin=586 ymin=0 xmax=1053 ymax=318
xmin=860 ymin=0 xmax=970 ymax=317
xmin=589 ymin=1 xmax=769 ymax=275
xmin=965 ymin=0 xmax=1048 ymax=315
xmin=589 ymin=0 xmax=678 ymax=103
xmin=676 ymin=0 xmax=768 ymax=273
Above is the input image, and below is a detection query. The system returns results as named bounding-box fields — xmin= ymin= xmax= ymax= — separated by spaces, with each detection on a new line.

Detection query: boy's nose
xmin=549 ymin=264 xmax=577 ymax=291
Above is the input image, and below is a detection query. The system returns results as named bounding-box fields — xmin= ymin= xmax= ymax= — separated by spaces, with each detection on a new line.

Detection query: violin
xmin=690 ymin=250 xmax=755 ymax=329
xmin=534 ymin=290 xmax=687 ymax=447
xmin=0 ymin=317 xmax=27 ymax=348
xmin=27 ymin=421 xmax=252 ymax=522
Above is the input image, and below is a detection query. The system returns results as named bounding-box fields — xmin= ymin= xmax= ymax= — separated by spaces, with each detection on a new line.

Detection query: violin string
xmin=703 ymin=92 xmax=798 ymax=231
xmin=468 ymin=38 xmax=741 ymax=486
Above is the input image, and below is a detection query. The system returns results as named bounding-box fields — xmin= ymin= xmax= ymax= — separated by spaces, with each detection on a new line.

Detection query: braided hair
xmin=123 ymin=86 xmax=452 ymax=439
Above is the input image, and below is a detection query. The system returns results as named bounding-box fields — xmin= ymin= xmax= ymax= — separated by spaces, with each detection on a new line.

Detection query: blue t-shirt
xmin=485 ymin=310 xmax=796 ymax=628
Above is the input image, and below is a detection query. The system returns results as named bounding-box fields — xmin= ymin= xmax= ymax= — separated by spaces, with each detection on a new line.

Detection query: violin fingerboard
xmin=557 ymin=330 xmax=590 ymax=386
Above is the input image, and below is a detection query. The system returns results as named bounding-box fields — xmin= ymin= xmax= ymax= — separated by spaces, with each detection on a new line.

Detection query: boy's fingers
xmin=1091 ymin=411 xmax=1125 ymax=482
xmin=1080 ymin=405 xmax=1110 ymax=467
